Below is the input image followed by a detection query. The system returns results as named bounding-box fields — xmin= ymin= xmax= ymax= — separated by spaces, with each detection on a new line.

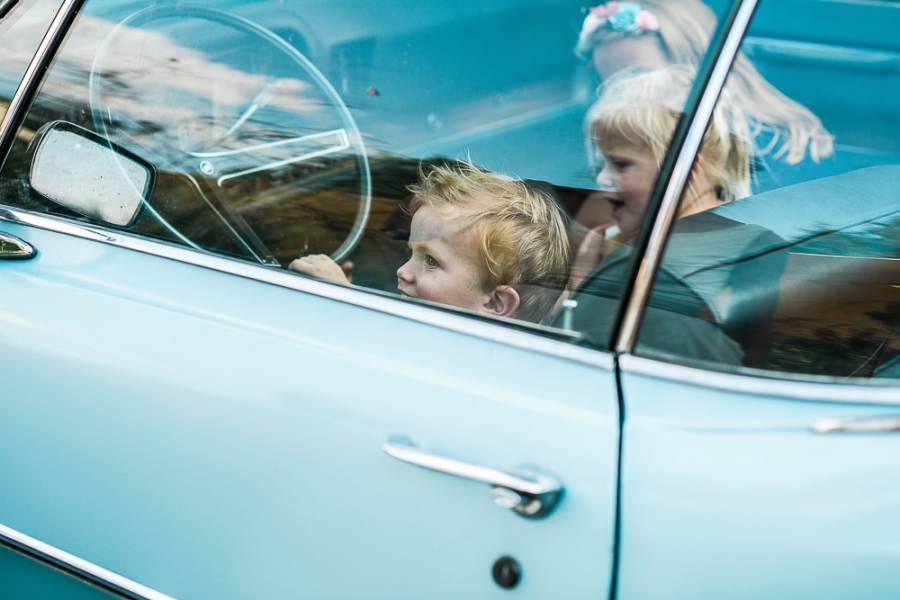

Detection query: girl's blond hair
xmin=408 ymin=163 xmax=570 ymax=323
xmin=586 ymin=65 xmax=751 ymax=206
xmin=579 ymin=0 xmax=833 ymax=165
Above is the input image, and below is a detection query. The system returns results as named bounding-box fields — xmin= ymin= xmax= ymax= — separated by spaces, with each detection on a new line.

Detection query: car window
xmin=632 ymin=0 xmax=900 ymax=380
xmin=0 ymin=0 xmax=64 ymax=122
xmin=0 ymin=0 xmax=732 ymax=346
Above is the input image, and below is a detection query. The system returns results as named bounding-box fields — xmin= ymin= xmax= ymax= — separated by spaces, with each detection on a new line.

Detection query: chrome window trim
xmin=0 ymin=0 xmax=20 ymax=20
xmin=0 ymin=522 xmax=176 ymax=600
xmin=0 ymin=207 xmax=614 ymax=370
xmin=619 ymin=353 xmax=900 ymax=406
xmin=615 ymin=0 xmax=760 ymax=353
xmin=0 ymin=0 xmax=84 ymax=168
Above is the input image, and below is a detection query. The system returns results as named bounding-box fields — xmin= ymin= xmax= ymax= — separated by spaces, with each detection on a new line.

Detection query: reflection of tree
xmin=766 ymin=213 xmax=900 ymax=377
xmin=768 ymin=320 xmax=890 ymax=377
xmin=866 ymin=300 xmax=900 ymax=330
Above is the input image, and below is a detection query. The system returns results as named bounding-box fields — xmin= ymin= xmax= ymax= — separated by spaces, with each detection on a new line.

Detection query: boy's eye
xmin=425 ymin=256 xmax=438 ymax=267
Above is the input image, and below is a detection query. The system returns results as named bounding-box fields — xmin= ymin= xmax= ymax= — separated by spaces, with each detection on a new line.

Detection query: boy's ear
xmin=483 ymin=285 xmax=520 ymax=318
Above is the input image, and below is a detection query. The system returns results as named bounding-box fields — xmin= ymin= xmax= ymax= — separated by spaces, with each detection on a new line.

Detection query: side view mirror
xmin=28 ymin=121 xmax=155 ymax=228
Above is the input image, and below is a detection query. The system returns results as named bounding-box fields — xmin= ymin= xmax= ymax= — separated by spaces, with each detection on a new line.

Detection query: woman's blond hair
xmin=586 ymin=65 xmax=751 ymax=206
xmin=408 ymin=163 xmax=570 ymax=323
xmin=579 ymin=0 xmax=833 ymax=165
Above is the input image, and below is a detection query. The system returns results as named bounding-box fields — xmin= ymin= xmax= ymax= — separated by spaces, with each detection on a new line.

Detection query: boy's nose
xmin=397 ymin=260 xmax=414 ymax=284
xmin=596 ymin=165 xmax=619 ymax=192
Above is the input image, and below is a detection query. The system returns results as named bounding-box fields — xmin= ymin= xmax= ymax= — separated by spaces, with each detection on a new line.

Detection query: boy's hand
xmin=289 ymin=254 xmax=352 ymax=284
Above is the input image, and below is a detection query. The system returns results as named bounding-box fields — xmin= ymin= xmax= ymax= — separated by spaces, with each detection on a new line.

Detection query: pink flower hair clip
xmin=576 ymin=2 xmax=661 ymax=57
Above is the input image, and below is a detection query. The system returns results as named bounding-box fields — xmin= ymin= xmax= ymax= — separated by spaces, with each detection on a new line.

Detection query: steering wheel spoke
xmin=185 ymin=128 xmax=351 ymax=186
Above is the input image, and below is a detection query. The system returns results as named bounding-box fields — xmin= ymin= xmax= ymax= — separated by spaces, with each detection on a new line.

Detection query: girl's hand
xmin=569 ymin=223 xmax=618 ymax=291
xmin=289 ymin=254 xmax=351 ymax=284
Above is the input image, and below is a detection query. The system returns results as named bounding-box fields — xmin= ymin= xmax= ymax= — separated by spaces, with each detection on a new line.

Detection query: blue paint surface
xmin=618 ymin=371 xmax=900 ymax=600
xmin=0 ymin=222 xmax=618 ymax=599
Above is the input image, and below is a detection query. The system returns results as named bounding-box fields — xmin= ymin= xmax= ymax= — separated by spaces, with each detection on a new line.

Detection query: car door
xmin=612 ymin=0 xmax=900 ymax=597
xmin=0 ymin=0 xmax=621 ymax=598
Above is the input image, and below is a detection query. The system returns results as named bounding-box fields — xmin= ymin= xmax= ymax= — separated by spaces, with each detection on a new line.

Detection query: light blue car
xmin=1 ymin=0 xmax=900 ymax=598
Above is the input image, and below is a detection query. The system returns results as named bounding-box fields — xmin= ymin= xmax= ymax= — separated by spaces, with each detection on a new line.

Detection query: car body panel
xmin=4 ymin=0 xmax=900 ymax=596
xmin=616 ymin=366 xmax=900 ymax=599
xmin=0 ymin=220 xmax=619 ymax=598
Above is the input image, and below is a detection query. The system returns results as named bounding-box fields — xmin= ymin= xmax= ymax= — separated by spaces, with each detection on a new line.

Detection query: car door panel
xmin=616 ymin=365 xmax=900 ymax=599
xmin=0 ymin=220 xmax=619 ymax=599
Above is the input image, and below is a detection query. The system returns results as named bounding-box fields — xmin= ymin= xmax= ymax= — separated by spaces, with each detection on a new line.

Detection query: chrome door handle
xmin=813 ymin=416 xmax=900 ymax=434
xmin=383 ymin=439 xmax=564 ymax=519
xmin=0 ymin=231 xmax=36 ymax=260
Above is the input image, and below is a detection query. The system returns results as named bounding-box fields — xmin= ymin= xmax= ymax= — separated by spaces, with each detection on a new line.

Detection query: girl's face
xmin=591 ymin=36 xmax=669 ymax=81
xmin=595 ymin=139 xmax=660 ymax=237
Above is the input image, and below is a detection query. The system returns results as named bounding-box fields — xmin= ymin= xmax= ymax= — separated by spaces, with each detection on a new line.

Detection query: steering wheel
xmin=88 ymin=4 xmax=371 ymax=264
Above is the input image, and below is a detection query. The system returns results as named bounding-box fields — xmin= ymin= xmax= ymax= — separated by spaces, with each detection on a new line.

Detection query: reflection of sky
xmin=29 ymin=0 xmax=596 ymax=189
xmin=0 ymin=0 xmax=64 ymax=115
xmin=37 ymin=12 xmax=351 ymax=173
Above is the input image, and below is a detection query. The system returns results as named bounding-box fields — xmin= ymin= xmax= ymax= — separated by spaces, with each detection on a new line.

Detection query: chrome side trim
xmin=0 ymin=208 xmax=613 ymax=370
xmin=0 ymin=0 xmax=84 ymax=168
xmin=813 ymin=416 xmax=900 ymax=434
xmin=619 ymin=354 xmax=900 ymax=406
xmin=0 ymin=0 xmax=20 ymax=20
xmin=615 ymin=0 xmax=760 ymax=353
xmin=0 ymin=522 xmax=176 ymax=600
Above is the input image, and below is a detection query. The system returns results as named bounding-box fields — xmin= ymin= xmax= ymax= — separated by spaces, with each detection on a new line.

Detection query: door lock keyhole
xmin=492 ymin=556 xmax=521 ymax=589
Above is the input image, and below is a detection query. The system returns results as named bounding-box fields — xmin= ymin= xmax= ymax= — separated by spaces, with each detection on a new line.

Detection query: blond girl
xmin=575 ymin=0 xmax=833 ymax=170
xmin=569 ymin=65 xmax=750 ymax=289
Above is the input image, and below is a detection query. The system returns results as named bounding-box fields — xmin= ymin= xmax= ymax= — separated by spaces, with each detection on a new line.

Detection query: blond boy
xmin=290 ymin=163 xmax=569 ymax=323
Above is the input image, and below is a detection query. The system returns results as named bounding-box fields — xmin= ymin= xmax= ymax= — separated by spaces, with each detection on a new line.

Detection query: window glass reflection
xmin=564 ymin=63 xmax=751 ymax=352
xmin=634 ymin=0 xmax=900 ymax=381
xmin=0 ymin=0 xmax=733 ymax=343
xmin=0 ymin=0 xmax=63 ymax=121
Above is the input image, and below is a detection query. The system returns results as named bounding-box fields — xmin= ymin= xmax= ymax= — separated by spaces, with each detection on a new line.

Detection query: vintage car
xmin=1 ymin=0 xmax=900 ymax=598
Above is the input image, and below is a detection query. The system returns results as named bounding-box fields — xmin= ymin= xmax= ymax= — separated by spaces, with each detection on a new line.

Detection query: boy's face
xmin=397 ymin=206 xmax=489 ymax=312
xmin=595 ymin=136 xmax=659 ymax=237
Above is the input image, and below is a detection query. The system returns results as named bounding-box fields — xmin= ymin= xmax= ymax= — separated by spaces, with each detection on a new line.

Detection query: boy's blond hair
xmin=408 ymin=163 xmax=569 ymax=323
xmin=586 ymin=65 xmax=751 ymax=207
